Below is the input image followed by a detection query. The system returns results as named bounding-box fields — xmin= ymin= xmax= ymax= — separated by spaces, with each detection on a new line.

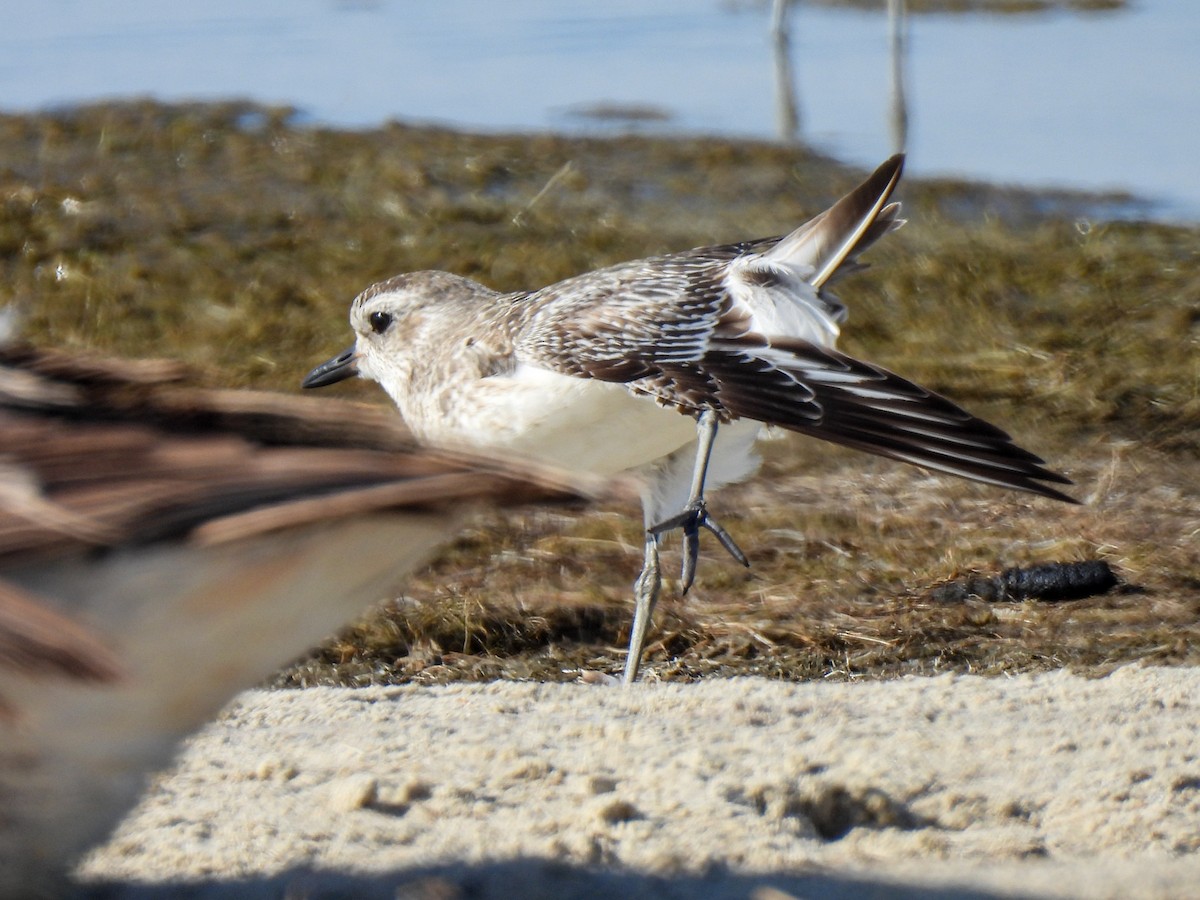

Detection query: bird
xmin=302 ymin=153 xmax=1075 ymax=685
xmin=0 ymin=342 xmax=601 ymax=897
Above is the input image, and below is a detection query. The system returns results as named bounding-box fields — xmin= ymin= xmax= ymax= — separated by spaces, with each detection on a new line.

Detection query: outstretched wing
xmin=665 ymin=332 xmax=1076 ymax=502
xmin=517 ymin=154 xmax=908 ymax=381
xmin=512 ymin=153 xmax=1072 ymax=502
xmin=520 ymin=253 xmax=1073 ymax=502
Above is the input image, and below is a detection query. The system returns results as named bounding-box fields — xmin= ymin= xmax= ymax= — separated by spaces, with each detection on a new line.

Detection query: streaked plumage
xmin=304 ymin=154 xmax=1075 ymax=682
xmin=0 ymin=344 xmax=598 ymax=896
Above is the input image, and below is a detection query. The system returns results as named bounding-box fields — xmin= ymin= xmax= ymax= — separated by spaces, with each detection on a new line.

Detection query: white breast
xmin=410 ymin=363 xmax=701 ymax=477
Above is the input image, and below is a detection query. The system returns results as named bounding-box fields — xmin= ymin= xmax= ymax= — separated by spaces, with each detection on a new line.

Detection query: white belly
xmin=422 ymin=365 xmax=701 ymax=477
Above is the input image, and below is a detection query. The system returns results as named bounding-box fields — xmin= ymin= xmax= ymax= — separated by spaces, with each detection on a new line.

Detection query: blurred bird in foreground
xmin=0 ymin=342 xmax=600 ymax=897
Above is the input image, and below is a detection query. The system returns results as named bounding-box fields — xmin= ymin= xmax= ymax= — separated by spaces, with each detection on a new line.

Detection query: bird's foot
xmin=648 ymin=498 xmax=749 ymax=594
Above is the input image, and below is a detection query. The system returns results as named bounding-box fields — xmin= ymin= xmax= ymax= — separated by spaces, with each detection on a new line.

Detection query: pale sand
xmin=80 ymin=666 xmax=1200 ymax=899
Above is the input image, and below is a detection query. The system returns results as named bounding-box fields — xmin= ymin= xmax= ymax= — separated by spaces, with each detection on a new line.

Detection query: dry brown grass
xmin=277 ymin=442 xmax=1200 ymax=686
xmin=2 ymin=100 xmax=1195 ymax=686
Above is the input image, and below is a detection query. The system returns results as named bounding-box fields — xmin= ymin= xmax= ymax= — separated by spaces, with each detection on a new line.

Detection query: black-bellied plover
xmin=0 ymin=343 xmax=598 ymax=896
xmin=303 ymin=154 xmax=1075 ymax=684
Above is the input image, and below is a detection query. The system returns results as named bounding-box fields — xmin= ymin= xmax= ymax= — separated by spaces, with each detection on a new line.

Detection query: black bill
xmin=302 ymin=346 xmax=359 ymax=388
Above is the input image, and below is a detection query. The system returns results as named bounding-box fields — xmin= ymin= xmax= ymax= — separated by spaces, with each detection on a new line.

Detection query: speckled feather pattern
xmin=325 ymin=155 xmax=1074 ymax=509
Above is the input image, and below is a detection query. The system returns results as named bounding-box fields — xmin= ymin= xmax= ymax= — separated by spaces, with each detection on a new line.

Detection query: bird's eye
xmin=368 ymin=311 xmax=393 ymax=335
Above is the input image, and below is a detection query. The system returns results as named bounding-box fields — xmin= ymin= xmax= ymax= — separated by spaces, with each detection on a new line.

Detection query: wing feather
xmin=761 ymin=153 xmax=906 ymax=290
xmin=508 ymin=156 xmax=1073 ymax=503
xmin=692 ymin=336 xmax=1076 ymax=503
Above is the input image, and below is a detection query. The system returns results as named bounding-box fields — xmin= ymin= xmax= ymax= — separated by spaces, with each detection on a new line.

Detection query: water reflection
xmin=0 ymin=0 xmax=1194 ymax=219
xmin=771 ymin=0 xmax=802 ymax=141
xmin=772 ymin=0 xmax=910 ymax=153
xmin=886 ymin=0 xmax=909 ymax=154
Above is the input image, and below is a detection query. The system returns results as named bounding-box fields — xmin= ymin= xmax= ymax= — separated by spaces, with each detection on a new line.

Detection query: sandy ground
xmin=80 ymin=666 xmax=1200 ymax=899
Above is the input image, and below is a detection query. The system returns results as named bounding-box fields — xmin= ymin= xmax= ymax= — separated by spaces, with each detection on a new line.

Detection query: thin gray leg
xmin=623 ymin=533 xmax=661 ymax=685
xmin=649 ymin=411 xmax=749 ymax=594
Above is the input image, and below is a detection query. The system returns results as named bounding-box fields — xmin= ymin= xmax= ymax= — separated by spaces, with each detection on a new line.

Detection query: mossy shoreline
xmin=4 ymin=100 xmax=1196 ymax=684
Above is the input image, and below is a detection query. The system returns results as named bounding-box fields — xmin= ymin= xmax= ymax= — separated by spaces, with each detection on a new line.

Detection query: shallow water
xmin=3 ymin=0 xmax=1197 ymax=219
